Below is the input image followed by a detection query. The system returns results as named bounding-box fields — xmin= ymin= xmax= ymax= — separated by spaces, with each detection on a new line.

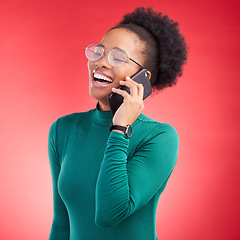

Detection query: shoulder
xmin=135 ymin=114 xmax=178 ymax=139
xmin=130 ymin=114 xmax=179 ymax=152
xmin=49 ymin=109 xmax=95 ymax=134
xmin=129 ymin=114 xmax=179 ymax=166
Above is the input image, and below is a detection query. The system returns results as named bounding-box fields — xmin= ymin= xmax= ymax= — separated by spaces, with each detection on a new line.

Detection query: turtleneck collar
xmin=92 ymin=102 xmax=113 ymax=127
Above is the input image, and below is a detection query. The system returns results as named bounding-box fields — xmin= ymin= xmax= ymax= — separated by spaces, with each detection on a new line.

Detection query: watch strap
xmin=109 ymin=124 xmax=127 ymax=133
xmin=109 ymin=124 xmax=132 ymax=138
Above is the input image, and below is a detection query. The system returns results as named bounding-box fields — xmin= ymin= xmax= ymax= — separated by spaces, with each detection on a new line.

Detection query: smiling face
xmin=88 ymin=28 xmax=146 ymax=111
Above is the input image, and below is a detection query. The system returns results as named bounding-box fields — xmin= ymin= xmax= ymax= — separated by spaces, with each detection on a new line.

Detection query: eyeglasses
xmin=85 ymin=43 xmax=144 ymax=68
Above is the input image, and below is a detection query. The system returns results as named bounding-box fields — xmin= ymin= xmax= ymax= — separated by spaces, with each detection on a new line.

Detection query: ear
xmin=147 ymin=70 xmax=151 ymax=79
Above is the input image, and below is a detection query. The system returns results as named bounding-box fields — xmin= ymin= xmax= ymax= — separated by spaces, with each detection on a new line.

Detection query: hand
xmin=112 ymin=77 xmax=144 ymax=126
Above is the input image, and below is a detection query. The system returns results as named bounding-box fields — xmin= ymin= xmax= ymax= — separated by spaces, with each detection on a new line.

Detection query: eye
xmin=93 ymin=52 xmax=102 ymax=57
xmin=113 ymin=58 xmax=125 ymax=63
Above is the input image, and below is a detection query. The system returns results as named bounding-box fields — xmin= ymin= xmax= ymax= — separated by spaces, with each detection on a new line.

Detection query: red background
xmin=1 ymin=0 xmax=239 ymax=239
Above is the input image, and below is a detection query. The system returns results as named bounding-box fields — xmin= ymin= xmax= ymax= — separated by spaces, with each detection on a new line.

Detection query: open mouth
xmin=92 ymin=70 xmax=113 ymax=87
xmin=94 ymin=72 xmax=113 ymax=83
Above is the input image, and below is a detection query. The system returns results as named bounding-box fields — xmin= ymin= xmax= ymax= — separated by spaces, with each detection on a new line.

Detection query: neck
xmin=98 ymin=100 xmax=110 ymax=111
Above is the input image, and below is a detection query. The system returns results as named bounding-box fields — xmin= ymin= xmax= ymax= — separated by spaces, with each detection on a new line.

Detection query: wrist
xmin=112 ymin=129 xmax=125 ymax=134
xmin=109 ymin=124 xmax=133 ymax=138
xmin=112 ymin=121 xmax=129 ymax=126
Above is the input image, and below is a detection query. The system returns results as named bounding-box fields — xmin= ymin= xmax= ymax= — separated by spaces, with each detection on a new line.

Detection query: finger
xmin=112 ymin=87 xmax=130 ymax=99
xmin=126 ymin=77 xmax=144 ymax=99
xmin=126 ymin=76 xmax=140 ymax=86
xmin=120 ymin=80 xmax=138 ymax=96
xmin=126 ymin=76 xmax=144 ymax=90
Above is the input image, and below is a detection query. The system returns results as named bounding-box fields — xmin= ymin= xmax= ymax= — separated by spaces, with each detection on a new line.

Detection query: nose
xmin=95 ymin=50 xmax=112 ymax=69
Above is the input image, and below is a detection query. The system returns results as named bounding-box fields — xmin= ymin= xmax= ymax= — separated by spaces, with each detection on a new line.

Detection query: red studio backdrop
xmin=0 ymin=0 xmax=239 ymax=239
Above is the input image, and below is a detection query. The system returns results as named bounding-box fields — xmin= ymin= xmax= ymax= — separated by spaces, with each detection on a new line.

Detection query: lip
xmin=91 ymin=69 xmax=114 ymax=88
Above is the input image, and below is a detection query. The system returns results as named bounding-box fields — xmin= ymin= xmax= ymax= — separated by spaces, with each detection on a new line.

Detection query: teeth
xmin=94 ymin=72 xmax=112 ymax=83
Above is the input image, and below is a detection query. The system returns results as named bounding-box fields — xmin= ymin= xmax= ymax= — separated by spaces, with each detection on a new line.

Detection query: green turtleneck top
xmin=48 ymin=106 xmax=179 ymax=240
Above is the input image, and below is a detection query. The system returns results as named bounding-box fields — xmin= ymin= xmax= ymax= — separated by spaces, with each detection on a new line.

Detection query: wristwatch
xmin=109 ymin=124 xmax=133 ymax=138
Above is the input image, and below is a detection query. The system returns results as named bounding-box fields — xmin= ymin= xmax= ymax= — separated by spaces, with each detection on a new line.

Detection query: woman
xmin=48 ymin=7 xmax=187 ymax=240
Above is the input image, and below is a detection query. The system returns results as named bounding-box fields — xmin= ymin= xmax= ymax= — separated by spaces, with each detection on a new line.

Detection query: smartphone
xmin=107 ymin=68 xmax=152 ymax=116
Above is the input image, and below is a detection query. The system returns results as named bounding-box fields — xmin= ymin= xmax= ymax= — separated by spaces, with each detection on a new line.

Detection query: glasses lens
xmin=109 ymin=48 xmax=127 ymax=66
xmin=85 ymin=44 xmax=103 ymax=61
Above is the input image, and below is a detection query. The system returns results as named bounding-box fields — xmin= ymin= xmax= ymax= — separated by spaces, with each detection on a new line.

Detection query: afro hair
xmin=111 ymin=7 xmax=188 ymax=91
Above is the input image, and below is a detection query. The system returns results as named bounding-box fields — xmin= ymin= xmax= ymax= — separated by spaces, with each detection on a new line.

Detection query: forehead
xmin=99 ymin=28 xmax=144 ymax=58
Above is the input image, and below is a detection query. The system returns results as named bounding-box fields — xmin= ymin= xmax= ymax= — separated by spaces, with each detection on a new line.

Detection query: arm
xmin=95 ymin=124 xmax=179 ymax=227
xmin=48 ymin=120 xmax=70 ymax=239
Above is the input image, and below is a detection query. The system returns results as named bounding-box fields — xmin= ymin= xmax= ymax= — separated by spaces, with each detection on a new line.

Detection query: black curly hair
xmin=110 ymin=7 xmax=188 ymax=91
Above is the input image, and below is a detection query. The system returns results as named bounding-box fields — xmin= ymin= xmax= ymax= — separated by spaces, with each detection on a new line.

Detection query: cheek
xmin=114 ymin=65 xmax=130 ymax=79
xmin=112 ymin=70 xmax=124 ymax=87
xmin=113 ymin=65 xmax=138 ymax=82
xmin=88 ymin=61 xmax=94 ymax=73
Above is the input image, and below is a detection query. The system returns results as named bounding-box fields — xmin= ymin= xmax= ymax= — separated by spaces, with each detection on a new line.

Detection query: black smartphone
xmin=107 ymin=68 xmax=152 ymax=116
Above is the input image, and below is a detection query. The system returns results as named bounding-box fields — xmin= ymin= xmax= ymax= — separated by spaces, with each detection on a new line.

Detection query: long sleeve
xmin=95 ymin=123 xmax=179 ymax=227
xmin=48 ymin=120 xmax=70 ymax=240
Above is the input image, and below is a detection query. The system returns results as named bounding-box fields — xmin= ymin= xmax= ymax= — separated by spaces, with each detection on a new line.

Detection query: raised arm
xmin=95 ymin=124 xmax=179 ymax=227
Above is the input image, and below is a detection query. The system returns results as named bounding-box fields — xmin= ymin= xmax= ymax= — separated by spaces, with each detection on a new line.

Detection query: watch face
xmin=126 ymin=125 xmax=133 ymax=138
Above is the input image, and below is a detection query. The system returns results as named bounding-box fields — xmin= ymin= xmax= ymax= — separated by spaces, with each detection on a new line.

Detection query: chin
xmin=89 ymin=87 xmax=109 ymax=103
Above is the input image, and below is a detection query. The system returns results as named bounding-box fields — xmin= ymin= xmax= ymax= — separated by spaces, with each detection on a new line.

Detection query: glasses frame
xmin=85 ymin=43 xmax=144 ymax=69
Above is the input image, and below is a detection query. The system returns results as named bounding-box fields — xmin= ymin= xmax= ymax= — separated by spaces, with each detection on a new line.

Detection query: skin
xmin=88 ymin=28 xmax=149 ymax=129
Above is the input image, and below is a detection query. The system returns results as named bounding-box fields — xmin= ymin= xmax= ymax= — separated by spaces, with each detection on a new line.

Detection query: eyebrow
xmin=98 ymin=43 xmax=125 ymax=52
